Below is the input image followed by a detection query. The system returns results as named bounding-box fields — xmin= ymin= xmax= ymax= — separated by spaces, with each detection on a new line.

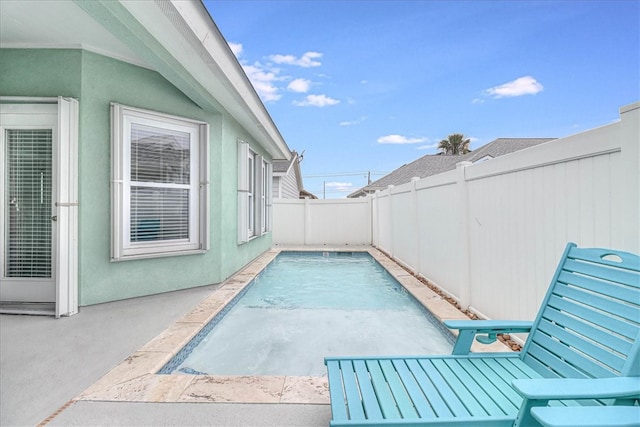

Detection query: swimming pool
xmin=159 ymin=252 xmax=454 ymax=376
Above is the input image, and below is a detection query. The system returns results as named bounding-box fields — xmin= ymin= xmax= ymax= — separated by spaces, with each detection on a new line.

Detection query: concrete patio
xmin=0 ymin=281 xmax=330 ymax=426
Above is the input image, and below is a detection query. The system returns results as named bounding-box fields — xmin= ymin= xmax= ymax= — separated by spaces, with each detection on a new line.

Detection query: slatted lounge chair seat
xmin=325 ymin=243 xmax=640 ymax=426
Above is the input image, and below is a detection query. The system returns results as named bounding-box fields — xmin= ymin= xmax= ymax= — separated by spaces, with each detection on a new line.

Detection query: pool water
xmin=161 ymin=252 xmax=454 ymax=376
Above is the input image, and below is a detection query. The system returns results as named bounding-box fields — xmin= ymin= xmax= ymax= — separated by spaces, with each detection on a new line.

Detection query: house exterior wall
xmin=1 ymin=48 xmax=272 ymax=305
xmin=278 ymin=168 xmax=300 ymax=199
xmin=272 ymin=176 xmax=282 ymax=199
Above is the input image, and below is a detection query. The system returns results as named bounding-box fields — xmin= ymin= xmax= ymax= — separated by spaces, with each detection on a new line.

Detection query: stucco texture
xmin=1 ymin=49 xmax=272 ymax=305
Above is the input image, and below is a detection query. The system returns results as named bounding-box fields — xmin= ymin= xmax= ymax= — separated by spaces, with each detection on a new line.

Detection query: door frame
xmin=0 ymin=97 xmax=79 ymax=317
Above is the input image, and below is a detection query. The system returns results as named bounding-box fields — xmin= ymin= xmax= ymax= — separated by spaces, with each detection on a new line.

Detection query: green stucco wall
xmin=1 ymin=49 xmax=272 ymax=305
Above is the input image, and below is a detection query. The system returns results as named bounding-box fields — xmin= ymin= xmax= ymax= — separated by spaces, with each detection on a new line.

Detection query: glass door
xmin=1 ymin=105 xmax=56 ymax=303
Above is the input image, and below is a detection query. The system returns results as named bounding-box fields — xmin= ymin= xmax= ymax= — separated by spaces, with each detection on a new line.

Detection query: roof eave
xmin=77 ymin=0 xmax=291 ymax=160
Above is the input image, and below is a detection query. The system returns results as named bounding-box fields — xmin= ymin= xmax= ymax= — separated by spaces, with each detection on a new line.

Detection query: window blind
xmin=5 ymin=129 xmax=52 ymax=277
xmin=129 ymin=123 xmax=190 ymax=242
xmin=130 ymin=123 xmax=190 ymax=184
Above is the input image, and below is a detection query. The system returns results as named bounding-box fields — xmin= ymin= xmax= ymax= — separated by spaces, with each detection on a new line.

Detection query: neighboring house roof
xmin=299 ymin=189 xmax=318 ymax=199
xmin=0 ymin=0 xmax=291 ymax=161
xmin=348 ymin=138 xmax=556 ymax=197
xmin=273 ymin=153 xmax=298 ymax=176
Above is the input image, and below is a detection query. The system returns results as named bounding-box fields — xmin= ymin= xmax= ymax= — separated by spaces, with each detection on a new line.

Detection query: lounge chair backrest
xmin=521 ymin=243 xmax=640 ymax=379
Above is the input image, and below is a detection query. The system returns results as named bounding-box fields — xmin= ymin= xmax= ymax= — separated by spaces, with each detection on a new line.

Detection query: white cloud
xmin=269 ymin=51 xmax=323 ymax=67
xmin=230 ymin=46 xmax=326 ymax=103
xmin=287 ymin=78 xmax=311 ymax=93
xmin=377 ymin=134 xmax=427 ymax=144
xmin=325 ymin=182 xmax=354 ymax=193
xmin=339 ymin=116 xmax=367 ymax=126
xmin=484 ymin=76 xmax=544 ymax=98
xmin=417 ymin=142 xmax=439 ymax=150
xmin=294 ymin=94 xmax=340 ymax=107
xmin=228 ymin=42 xmax=243 ymax=57
xmin=242 ymin=63 xmax=282 ymax=102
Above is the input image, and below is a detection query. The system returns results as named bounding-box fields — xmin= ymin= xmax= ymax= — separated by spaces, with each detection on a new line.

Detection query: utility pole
xmin=367 ymin=171 xmax=371 ymax=184
xmin=323 ymin=181 xmax=325 ymax=199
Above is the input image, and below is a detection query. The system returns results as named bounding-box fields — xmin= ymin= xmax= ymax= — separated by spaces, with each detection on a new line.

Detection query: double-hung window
xmin=111 ymin=104 xmax=209 ymax=260
xmin=237 ymin=140 xmax=272 ymax=243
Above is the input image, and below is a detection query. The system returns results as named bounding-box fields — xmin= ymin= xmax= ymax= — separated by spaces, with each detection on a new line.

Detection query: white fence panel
xmin=272 ymin=199 xmax=306 ymax=245
xmin=414 ymin=173 xmax=461 ymax=300
xmin=307 ymin=199 xmax=371 ymax=245
xmin=273 ymin=198 xmax=371 ymax=246
xmin=388 ymin=184 xmax=418 ymax=269
xmin=373 ymin=192 xmax=392 ymax=253
xmin=462 ymin=114 xmax=634 ymax=320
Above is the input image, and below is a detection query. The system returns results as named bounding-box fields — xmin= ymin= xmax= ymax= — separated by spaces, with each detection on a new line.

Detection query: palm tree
xmin=438 ymin=133 xmax=471 ymax=155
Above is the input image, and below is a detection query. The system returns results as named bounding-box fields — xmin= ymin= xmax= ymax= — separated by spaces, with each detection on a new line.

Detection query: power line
xmin=309 ymin=187 xmax=355 ymax=193
xmin=304 ymin=171 xmax=388 ymax=178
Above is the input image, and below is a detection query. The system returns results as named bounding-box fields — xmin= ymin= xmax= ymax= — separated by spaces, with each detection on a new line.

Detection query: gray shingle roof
xmin=272 ymin=151 xmax=298 ymax=174
xmin=272 ymin=158 xmax=293 ymax=174
xmin=349 ymin=138 xmax=555 ymax=197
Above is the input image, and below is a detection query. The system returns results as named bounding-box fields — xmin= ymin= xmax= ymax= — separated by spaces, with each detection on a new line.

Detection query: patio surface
xmin=1 ymin=246 xmax=509 ymax=426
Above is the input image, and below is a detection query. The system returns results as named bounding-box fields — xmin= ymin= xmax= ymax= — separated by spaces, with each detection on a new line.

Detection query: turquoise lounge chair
xmin=324 ymin=243 xmax=640 ymax=426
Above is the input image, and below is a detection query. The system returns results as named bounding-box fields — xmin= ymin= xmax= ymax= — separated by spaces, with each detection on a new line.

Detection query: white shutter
xmin=56 ymin=97 xmax=79 ymax=317
xmin=237 ymin=140 xmax=249 ymax=243
xmin=266 ymin=161 xmax=273 ymax=232
xmin=199 ymin=123 xmax=210 ymax=251
xmin=255 ymin=155 xmax=264 ymax=236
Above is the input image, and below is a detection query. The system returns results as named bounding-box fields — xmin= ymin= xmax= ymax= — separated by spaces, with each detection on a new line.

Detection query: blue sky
xmin=205 ymin=0 xmax=639 ymax=198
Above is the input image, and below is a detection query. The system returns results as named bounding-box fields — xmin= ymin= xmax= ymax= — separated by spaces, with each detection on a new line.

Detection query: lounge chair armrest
xmin=444 ymin=320 xmax=533 ymax=332
xmin=512 ymin=377 xmax=640 ymax=401
xmin=530 ymin=406 xmax=640 ymax=427
xmin=444 ymin=320 xmax=532 ymax=355
xmin=512 ymin=377 xmax=640 ymax=426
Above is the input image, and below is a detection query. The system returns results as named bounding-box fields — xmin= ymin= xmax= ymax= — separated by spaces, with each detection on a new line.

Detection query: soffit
xmin=0 ymin=0 xmax=148 ymax=68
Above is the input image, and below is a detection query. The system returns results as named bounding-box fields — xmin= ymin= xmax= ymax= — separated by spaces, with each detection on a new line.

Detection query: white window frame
xmin=237 ymin=139 xmax=272 ymax=244
xmin=111 ymin=103 xmax=209 ymax=261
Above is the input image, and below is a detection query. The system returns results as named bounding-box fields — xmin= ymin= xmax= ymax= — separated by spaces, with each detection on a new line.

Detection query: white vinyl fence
xmin=273 ymin=103 xmax=639 ymax=321
xmin=273 ymin=197 xmax=372 ymax=246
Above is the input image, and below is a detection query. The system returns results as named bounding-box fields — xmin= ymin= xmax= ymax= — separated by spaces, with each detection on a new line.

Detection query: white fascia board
xmin=292 ymin=157 xmax=304 ymax=189
xmin=285 ymin=154 xmax=298 ymax=175
xmin=120 ymin=0 xmax=290 ymax=161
